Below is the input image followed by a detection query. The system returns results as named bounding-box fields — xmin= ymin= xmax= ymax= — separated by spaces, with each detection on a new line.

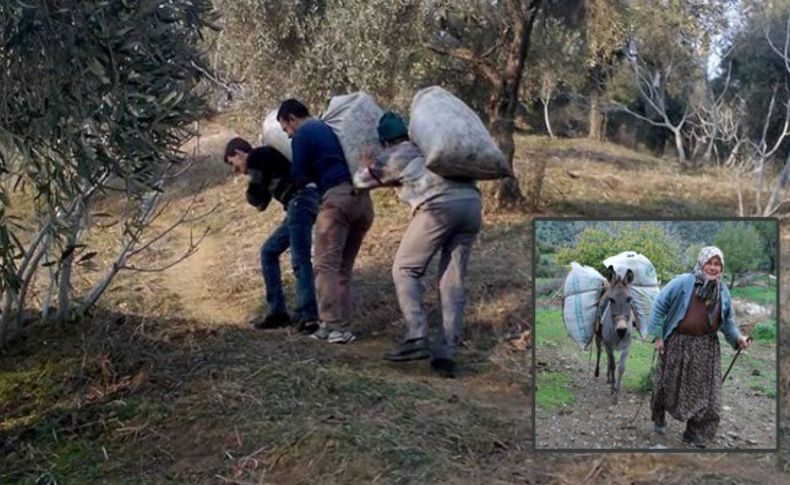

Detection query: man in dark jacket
xmin=224 ymin=137 xmax=319 ymax=332
xmin=277 ymin=99 xmax=374 ymax=344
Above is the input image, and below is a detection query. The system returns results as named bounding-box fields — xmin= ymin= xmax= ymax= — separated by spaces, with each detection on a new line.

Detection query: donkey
xmin=594 ymin=266 xmax=637 ymax=405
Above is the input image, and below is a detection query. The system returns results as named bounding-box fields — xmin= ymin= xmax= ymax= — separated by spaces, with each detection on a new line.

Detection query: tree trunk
xmin=762 ymin=152 xmax=790 ymax=216
xmin=730 ymin=271 xmax=736 ymax=289
xmin=57 ymin=203 xmax=86 ymax=325
xmin=542 ymin=96 xmax=554 ymax=139
xmin=489 ymin=114 xmax=524 ymax=207
xmin=672 ymin=127 xmax=689 ymax=168
xmin=588 ymin=90 xmax=604 ymax=141
xmin=0 ymin=288 xmax=15 ymax=347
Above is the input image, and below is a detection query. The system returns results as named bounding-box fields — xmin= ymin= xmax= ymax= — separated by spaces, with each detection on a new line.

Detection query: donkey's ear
xmin=624 ymin=269 xmax=634 ymax=284
xmin=606 ymin=265 xmax=616 ymax=283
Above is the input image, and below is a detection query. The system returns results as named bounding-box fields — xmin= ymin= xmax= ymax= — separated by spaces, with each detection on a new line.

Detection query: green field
xmin=535 ymin=305 xmax=655 ymax=411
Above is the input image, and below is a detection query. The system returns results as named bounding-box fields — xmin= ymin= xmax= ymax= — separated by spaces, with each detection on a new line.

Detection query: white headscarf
xmin=692 ymin=246 xmax=724 ymax=326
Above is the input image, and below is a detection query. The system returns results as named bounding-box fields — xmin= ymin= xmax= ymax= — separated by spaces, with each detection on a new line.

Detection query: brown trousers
xmin=314 ymin=183 xmax=374 ymax=330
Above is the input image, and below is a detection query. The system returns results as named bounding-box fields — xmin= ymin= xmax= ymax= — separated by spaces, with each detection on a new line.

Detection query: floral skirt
xmin=650 ymin=332 xmax=722 ymax=440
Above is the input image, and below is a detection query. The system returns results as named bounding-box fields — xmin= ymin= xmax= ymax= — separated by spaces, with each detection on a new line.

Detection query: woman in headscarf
xmin=648 ymin=246 xmax=751 ymax=448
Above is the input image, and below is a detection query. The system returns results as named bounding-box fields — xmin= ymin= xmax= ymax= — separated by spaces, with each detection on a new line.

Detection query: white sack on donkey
xmin=602 ymin=251 xmax=660 ymax=339
xmin=408 ymin=86 xmax=514 ymax=180
xmin=320 ymin=91 xmax=384 ymax=183
xmin=562 ymin=262 xmax=606 ymax=350
xmin=260 ymin=110 xmax=293 ymax=161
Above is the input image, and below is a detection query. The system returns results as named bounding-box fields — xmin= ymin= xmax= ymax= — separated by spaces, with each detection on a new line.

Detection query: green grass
xmin=535 ymin=307 xmax=568 ymax=348
xmin=752 ymin=320 xmax=777 ymax=342
xmin=733 ymin=351 xmax=777 ymax=400
xmin=536 ymin=304 xmax=655 ymax=394
xmin=536 ymin=372 xmax=574 ymax=410
xmin=619 ymin=340 xmax=655 ymax=393
xmin=730 ymin=285 xmax=776 ymax=304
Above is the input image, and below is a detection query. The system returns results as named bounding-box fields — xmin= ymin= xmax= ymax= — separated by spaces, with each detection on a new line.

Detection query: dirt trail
xmin=536 ymin=326 xmax=777 ymax=450
xmin=160 ymin=228 xmax=248 ymax=326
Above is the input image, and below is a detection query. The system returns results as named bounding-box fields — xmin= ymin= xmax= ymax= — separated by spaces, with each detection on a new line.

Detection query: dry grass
xmin=2 ymin=121 xmax=789 ymax=483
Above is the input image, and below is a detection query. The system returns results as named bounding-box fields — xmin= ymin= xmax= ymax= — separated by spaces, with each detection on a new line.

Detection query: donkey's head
xmin=605 ymin=265 xmax=634 ymax=339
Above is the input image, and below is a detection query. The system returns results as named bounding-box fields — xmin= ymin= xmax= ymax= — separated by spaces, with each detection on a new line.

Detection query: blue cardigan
xmin=648 ymin=273 xmax=742 ymax=350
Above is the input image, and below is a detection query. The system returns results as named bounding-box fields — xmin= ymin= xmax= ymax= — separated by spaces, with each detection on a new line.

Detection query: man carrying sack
xmin=355 ymin=112 xmax=481 ymax=377
xmin=277 ymin=99 xmax=375 ymax=344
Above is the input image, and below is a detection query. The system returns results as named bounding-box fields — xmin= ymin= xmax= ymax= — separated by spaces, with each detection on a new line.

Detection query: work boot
xmin=383 ymin=338 xmax=430 ymax=362
xmin=251 ymin=312 xmax=291 ymax=329
xmin=430 ymin=357 xmax=456 ymax=378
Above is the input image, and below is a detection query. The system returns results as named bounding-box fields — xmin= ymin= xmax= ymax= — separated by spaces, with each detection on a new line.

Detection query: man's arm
xmin=246 ymin=180 xmax=272 ymax=211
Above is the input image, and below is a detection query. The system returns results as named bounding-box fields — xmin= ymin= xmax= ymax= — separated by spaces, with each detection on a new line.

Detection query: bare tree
xmin=614 ymin=51 xmax=696 ymax=168
xmin=759 ymin=13 xmax=790 ymax=217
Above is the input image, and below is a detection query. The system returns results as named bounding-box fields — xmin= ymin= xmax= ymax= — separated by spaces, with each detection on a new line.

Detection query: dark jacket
xmin=245 ymin=146 xmax=295 ymax=211
xmin=291 ymin=119 xmax=351 ymax=194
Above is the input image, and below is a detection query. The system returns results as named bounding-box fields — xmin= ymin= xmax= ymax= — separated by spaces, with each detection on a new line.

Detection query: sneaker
xmin=430 ymin=358 xmax=456 ymax=378
xmin=383 ymin=338 xmax=430 ymax=362
xmin=310 ymin=325 xmax=330 ymax=340
xmin=327 ymin=330 xmax=356 ymax=344
xmin=295 ymin=318 xmax=320 ymax=335
xmin=682 ymin=430 xmax=706 ymax=448
xmin=251 ymin=312 xmax=291 ymax=329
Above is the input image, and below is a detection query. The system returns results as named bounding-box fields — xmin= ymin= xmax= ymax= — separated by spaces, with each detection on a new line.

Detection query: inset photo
xmin=534 ymin=219 xmax=778 ymax=451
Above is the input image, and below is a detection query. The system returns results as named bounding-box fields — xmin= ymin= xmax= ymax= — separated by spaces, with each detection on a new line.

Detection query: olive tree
xmin=0 ymin=0 xmax=219 ymax=346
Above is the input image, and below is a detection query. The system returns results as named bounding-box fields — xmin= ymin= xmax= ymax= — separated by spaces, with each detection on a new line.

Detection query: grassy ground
xmin=2 ymin=124 xmax=788 ymax=482
xmin=535 ymin=304 xmax=655 ymax=414
xmin=1 ymin=119 xmax=532 ymax=484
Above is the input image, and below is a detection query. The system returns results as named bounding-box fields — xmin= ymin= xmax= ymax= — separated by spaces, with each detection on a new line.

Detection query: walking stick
xmin=722 ymin=336 xmax=753 ymax=384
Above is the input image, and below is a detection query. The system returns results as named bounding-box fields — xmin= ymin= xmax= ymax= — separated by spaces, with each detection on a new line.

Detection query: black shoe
xmin=295 ymin=318 xmax=320 ymax=334
xmin=654 ymin=414 xmax=667 ymax=434
xmin=682 ymin=429 xmax=705 ymax=448
xmin=383 ymin=338 xmax=430 ymax=362
xmin=430 ymin=358 xmax=456 ymax=378
xmin=251 ymin=312 xmax=291 ymax=329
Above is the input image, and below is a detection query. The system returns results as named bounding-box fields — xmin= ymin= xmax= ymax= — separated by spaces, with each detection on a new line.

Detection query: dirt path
xmin=160 ymin=225 xmax=249 ymax=326
xmin=536 ymin=307 xmax=777 ymax=450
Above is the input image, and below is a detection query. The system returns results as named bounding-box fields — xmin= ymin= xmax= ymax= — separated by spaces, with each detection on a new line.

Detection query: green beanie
xmin=377 ymin=111 xmax=408 ymax=143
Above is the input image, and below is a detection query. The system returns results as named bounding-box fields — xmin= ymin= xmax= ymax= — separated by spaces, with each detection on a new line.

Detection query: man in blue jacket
xmin=277 ymin=99 xmax=374 ymax=344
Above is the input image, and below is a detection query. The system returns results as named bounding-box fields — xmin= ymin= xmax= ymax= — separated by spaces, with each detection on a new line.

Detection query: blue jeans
xmin=260 ymin=187 xmax=319 ymax=321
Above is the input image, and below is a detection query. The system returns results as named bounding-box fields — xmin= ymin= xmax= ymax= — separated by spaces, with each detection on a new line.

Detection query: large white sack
xmin=603 ymin=251 xmax=659 ymax=286
xmin=603 ymin=251 xmax=660 ymax=340
xmin=260 ymin=110 xmax=293 ymax=161
xmin=409 ymin=86 xmax=513 ymax=180
xmin=321 ymin=92 xmax=383 ymax=181
xmin=562 ymin=262 xmax=606 ymax=350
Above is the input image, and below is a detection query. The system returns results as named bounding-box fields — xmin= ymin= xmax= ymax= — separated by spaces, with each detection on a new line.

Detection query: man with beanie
xmin=223 ymin=137 xmax=320 ymax=333
xmin=277 ymin=99 xmax=374 ymax=344
xmin=355 ymin=112 xmax=481 ymax=378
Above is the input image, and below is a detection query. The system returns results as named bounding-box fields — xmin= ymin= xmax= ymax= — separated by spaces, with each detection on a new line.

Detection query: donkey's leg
xmin=606 ymin=344 xmax=615 ymax=388
xmin=595 ymin=331 xmax=602 ymax=378
xmin=613 ymin=347 xmax=630 ymax=405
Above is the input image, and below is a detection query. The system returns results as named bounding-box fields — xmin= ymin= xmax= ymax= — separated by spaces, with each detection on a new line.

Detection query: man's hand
xmin=358 ymin=149 xmax=375 ymax=169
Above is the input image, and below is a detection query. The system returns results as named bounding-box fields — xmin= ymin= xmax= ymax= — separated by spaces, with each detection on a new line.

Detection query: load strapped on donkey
xmin=562 ymin=251 xmax=661 ymax=404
